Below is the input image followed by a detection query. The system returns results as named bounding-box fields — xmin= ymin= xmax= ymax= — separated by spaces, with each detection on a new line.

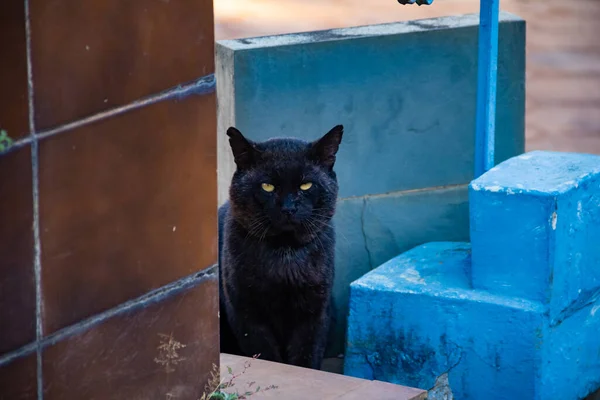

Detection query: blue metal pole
xmin=474 ymin=0 xmax=500 ymax=178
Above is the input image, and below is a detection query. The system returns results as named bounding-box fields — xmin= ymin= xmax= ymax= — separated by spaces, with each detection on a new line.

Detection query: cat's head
xmin=227 ymin=125 xmax=343 ymax=239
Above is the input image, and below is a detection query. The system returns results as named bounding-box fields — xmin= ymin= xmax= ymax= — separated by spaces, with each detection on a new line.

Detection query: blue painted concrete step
xmin=345 ymin=242 xmax=546 ymax=399
xmin=470 ymin=151 xmax=600 ymax=319
xmin=345 ymin=151 xmax=600 ymax=399
xmin=345 ymin=242 xmax=600 ymax=400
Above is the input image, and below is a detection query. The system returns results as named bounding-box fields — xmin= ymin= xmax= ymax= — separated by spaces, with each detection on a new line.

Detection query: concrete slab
xmin=219 ymin=353 xmax=426 ymax=399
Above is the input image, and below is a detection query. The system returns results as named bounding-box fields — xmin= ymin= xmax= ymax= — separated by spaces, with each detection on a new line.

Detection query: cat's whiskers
xmin=246 ymin=215 xmax=268 ymax=231
xmin=310 ymin=208 xmax=335 ymax=217
xmin=242 ymin=216 xmax=270 ymax=250
xmin=245 ymin=223 xmax=263 ymax=240
xmin=258 ymin=225 xmax=269 ymax=243
xmin=306 ymin=214 xmax=350 ymax=247
xmin=303 ymin=219 xmax=327 ymax=254
xmin=301 ymin=221 xmax=319 ymax=252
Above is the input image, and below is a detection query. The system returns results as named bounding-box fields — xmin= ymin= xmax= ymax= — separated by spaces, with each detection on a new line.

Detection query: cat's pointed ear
xmin=310 ymin=125 xmax=344 ymax=170
xmin=227 ymin=127 xmax=257 ymax=170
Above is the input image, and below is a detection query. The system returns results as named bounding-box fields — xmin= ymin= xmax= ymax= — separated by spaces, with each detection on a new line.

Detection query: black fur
xmin=218 ymin=125 xmax=343 ymax=369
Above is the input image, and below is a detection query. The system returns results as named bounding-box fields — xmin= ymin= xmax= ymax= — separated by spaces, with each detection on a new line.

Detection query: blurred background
xmin=215 ymin=0 xmax=600 ymax=155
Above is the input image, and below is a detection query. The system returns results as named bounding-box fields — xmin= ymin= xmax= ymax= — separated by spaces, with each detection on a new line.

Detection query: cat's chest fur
xmin=222 ymin=219 xmax=334 ymax=305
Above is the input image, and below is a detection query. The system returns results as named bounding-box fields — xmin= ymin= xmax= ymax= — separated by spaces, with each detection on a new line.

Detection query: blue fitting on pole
xmin=397 ymin=0 xmax=434 ymax=5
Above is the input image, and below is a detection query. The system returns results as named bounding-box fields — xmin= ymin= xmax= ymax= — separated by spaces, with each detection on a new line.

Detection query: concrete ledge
xmin=217 ymin=13 xmax=523 ymax=51
xmin=220 ymin=354 xmax=426 ymax=400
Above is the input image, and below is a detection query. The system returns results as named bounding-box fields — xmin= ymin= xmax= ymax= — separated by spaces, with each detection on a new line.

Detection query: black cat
xmin=218 ymin=125 xmax=343 ymax=370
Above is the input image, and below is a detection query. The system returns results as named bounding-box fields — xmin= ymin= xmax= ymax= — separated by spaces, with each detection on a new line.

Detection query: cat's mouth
xmin=278 ymin=221 xmax=300 ymax=231
xmin=273 ymin=215 xmax=306 ymax=232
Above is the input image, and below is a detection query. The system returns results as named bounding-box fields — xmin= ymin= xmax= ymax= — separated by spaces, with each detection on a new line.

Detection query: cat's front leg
xmin=286 ymin=309 xmax=330 ymax=369
xmin=232 ymin=318 xmax=283 ymax=363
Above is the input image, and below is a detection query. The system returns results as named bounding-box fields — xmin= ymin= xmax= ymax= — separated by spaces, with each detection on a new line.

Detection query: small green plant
xmin=200 ymin=355 xmax=278 ymax=400
xmin=0 ymin=130 xmax=14 ymax=153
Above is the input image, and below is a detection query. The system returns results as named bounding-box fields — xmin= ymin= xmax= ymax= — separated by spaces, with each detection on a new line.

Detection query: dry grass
xmin=200 ymin=355 xmax=278 ymax=400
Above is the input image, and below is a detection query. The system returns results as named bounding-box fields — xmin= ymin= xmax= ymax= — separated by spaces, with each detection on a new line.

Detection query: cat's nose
xmin=281 ymin=206 xmax=297 ymax=216
xmin=281 ymin=196 xmax=297 ymax=216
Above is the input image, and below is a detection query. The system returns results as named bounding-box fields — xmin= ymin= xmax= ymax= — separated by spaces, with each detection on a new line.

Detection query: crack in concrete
xmin=442 ymin=351 xmax=463 ymax=377
xmin=363 ymin=352 xmax=377 ymax=380
xmin=427 ymin=350 xmax=462 ymax=400
xmin=360 ymin=198 xmax=374 ymax=270
xmin=551 ymin=285 xmax=600 ymax=327
xmin=427 ymin=343 xmax=464 ymax=400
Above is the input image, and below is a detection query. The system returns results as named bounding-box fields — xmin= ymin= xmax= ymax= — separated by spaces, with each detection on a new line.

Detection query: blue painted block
xmin=345 ymin=242 xmax=600 ymax=399
xmin=344 ymin=243 xmax=545 ymax=399
xmin=541 ymin=302 xmax=600 ymax=400
xmin=216 ymin=12 xmax=525 ymax=203
xmin=328 ymin=185 xmax=470 ymax=355
xmin=470 ymin=151 xmax=600 ymax=316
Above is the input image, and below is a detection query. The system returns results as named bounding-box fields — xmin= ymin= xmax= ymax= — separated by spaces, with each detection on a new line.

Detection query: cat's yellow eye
xmin=261 ymin=183 xmax=275 ymax=193
xmin=300 ymin=182 xmax=313 ymax=191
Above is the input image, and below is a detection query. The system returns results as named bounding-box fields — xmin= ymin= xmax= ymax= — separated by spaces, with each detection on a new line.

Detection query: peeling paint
xmin=359 ymin=274 xmax=397 ymax=290
xmin=428 ymin=373 xmax=454 ymax=400
xmin=486 ymin=185 xmax=503 ymax=192
xmin=551 ymin=211 xmax=558 ymax=230
xmin=399 ymin=267 xmax=425 ymax=284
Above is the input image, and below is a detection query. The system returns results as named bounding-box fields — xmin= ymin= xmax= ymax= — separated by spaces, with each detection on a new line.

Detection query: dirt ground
xmin=214 ymin=0 xmax=600 ymax=155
